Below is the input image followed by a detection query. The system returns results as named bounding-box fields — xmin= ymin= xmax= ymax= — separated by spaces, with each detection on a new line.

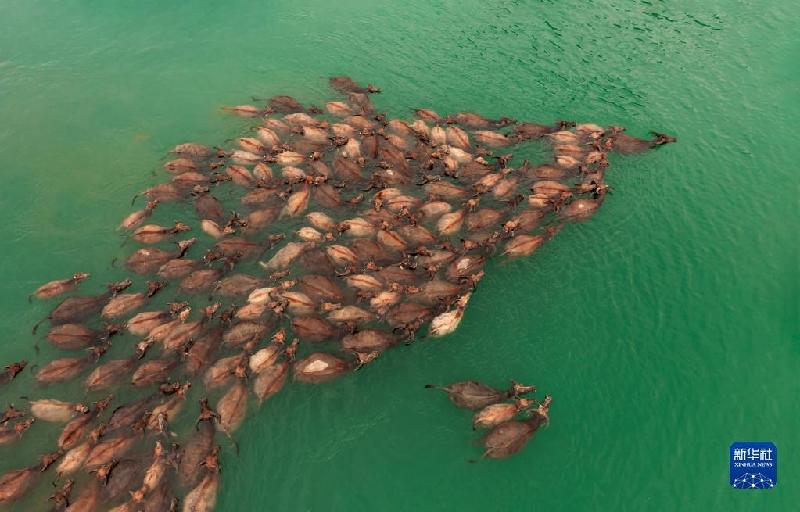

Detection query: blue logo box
xmin=730 ymin=442 xmax=777 ymax=489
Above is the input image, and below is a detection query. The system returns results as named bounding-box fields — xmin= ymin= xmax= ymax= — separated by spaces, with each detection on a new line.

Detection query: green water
xmin=1 ymin=0 xmax=797 ymax=510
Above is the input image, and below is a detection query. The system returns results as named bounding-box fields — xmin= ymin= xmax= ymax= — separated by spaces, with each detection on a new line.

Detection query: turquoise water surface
xmin=0 ymin=1 xmax=797 ymax=510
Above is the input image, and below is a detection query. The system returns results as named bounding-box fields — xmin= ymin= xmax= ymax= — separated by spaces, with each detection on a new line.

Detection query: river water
xmin=0 ymin=0 xmax=796 ymax=510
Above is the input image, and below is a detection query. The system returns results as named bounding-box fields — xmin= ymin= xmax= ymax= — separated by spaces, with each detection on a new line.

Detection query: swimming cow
xmin=480 ymin=396 xmax=552 ymax=459
xmin=30 ymin=273 xmax=90 ymax=301
xmin=425 ymin=380 xmax=513 ymax=410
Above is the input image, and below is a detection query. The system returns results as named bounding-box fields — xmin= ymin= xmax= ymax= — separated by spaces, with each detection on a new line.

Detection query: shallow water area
xmin=0 ymin=0 xmax=797 ymax=511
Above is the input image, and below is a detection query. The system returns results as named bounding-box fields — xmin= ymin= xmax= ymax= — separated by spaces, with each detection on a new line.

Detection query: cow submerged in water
xmin=0 ymin=76 xmax=674 ymax=508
